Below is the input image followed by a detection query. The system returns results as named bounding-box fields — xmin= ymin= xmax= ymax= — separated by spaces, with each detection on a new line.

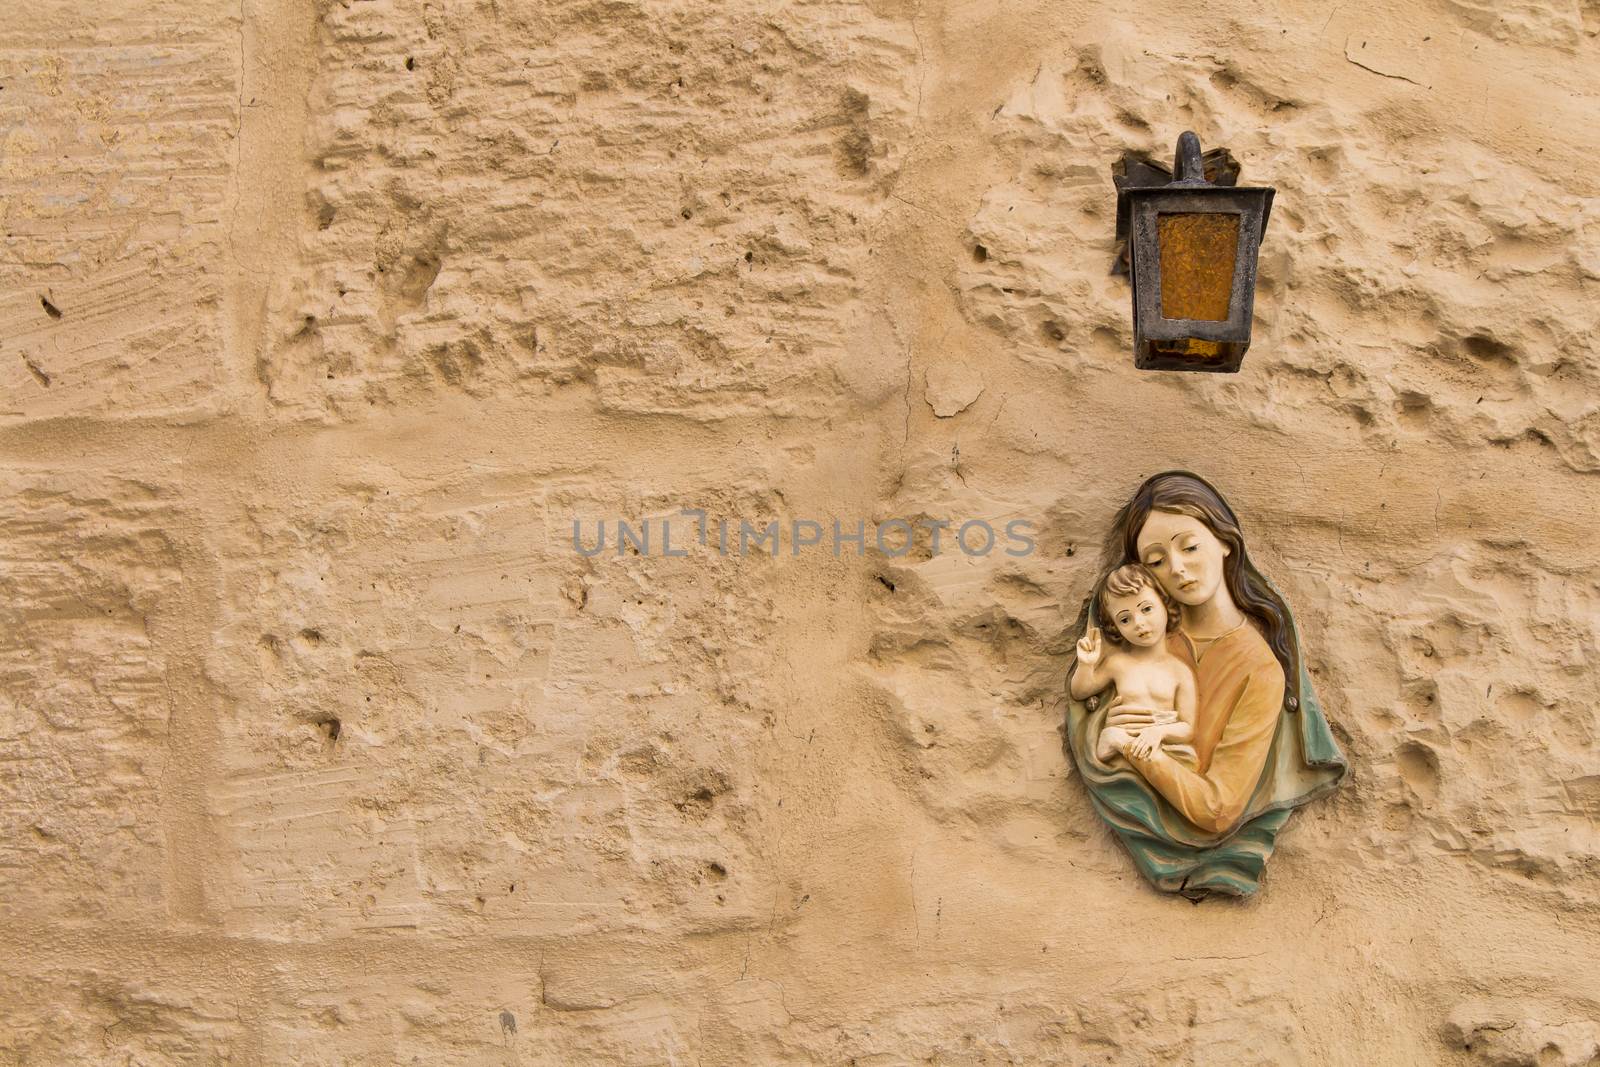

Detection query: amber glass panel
xmin=1157 ymin=212 xmax=1239 ymax=321
xmin=1152 ymin=338 xmax=1227 ymax=362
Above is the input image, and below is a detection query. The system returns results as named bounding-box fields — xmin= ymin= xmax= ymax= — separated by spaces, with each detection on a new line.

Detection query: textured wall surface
xmin=3 ymin=0 xmax=1599 ymax=1063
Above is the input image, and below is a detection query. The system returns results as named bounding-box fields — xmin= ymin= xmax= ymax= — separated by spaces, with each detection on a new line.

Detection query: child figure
xmin=1070 ymin=563 xmax=1197 ymax=764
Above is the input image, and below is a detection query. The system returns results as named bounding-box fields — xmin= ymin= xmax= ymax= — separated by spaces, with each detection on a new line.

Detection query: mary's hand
xmin=1127 ymin=727 xmax=1166 ymax=761
xmin=1104 ymin=700 xmax=1161 ymax=731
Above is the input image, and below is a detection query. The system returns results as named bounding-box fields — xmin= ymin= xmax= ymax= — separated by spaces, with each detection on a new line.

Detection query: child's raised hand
xmin=1076 ymin=626 xmax=1104 ymax=668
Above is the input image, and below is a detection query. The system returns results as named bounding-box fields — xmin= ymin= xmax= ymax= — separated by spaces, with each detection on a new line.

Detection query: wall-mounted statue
xmin=1064 ymin=472 xmax=1346 ymax=897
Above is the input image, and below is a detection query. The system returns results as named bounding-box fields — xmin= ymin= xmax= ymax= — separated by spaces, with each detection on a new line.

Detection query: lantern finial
xmin=1174 ymin=131 xmax=1205 ymax=183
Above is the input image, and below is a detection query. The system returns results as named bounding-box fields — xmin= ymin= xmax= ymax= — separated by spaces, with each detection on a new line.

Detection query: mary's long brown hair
xmin=1095 ymin=471 xmax=1297 ymax=693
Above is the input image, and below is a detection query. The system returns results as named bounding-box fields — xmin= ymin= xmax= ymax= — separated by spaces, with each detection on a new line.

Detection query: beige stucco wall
xmin=2 ymin=0 xmax=1598 ymax=1062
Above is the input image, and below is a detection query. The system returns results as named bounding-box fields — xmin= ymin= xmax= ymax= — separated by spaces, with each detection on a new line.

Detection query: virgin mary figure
xmin=1064 ymin=471 xmax=1346 ymax=897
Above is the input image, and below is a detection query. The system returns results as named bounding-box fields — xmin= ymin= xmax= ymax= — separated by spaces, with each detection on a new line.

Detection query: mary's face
xmin=1135 ymin=510 xmax=1231 ymax=608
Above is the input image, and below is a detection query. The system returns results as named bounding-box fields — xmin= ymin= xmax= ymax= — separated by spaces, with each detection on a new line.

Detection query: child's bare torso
xmin=1105 ymin=649 xmax=1189 ymax=716
xmin=1088 ymin=642 xmax=1198 ymax=764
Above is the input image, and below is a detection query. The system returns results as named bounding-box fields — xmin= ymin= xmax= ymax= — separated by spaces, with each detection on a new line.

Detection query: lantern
xmin=1123 ymin=132 xmax=1275 ymax=372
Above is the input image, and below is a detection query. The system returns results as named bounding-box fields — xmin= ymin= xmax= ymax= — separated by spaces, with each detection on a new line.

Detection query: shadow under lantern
xmin=1122 ymin=132 xmax=1275 ymax=372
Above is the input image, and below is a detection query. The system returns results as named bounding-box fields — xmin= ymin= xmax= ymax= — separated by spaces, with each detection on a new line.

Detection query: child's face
xmin=1106 ymin=584 xmax=1167 ymax=647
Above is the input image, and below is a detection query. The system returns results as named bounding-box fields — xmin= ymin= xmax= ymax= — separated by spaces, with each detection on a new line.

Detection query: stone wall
xmin=2 ymin=0 xmax=1598 ymax=1062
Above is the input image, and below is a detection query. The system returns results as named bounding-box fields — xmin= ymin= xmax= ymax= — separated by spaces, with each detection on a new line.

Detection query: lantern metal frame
xmin=1123 ymin=132 xmax=1275 ymax=373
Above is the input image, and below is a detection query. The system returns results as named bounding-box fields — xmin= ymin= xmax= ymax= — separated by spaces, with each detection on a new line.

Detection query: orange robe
xmin=1126 ymin=623 xmax=1284 ymax=834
